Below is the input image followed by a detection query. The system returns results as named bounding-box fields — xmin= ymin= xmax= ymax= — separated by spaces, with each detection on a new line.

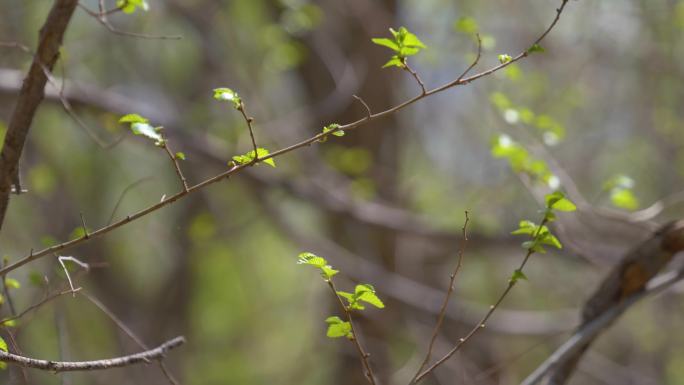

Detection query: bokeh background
xmin=1 ymin=0 xmax=684 ymax=384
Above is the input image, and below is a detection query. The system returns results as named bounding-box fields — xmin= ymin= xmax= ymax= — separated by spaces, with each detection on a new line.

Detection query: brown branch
xmin=1 ymin=288 xmax=80 ymax=326
xmin=0 ymin=0 xmax=571 ymax=277
xmin=236 ymin=102 xmax=260 ymax=161
xmin=0 ymin=0 xmax=79 ymax=232
xmin=162 ymin=142 xmax=189 ymax=191
xmin=403 ymin=62 xmax=426 ymax=95
xmin=455 ymin=34 xmax=483 ymax=82
xmin=327 ymin=280 xmax=377 ymax=385
xmin=77 ymin=3 xmax=182 ymax=40
xmin=412 ymin=211 xmax=469 ymax=382
xmin=352 ymin=95 xmax=372 ymax=119
xmin=0 ymin=336 xmax=185 ymax=372
xmin=540 ymin=220 xmax=684 ymax=385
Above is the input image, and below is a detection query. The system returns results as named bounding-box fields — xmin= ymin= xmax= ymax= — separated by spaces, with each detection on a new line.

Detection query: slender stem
xmin=162 ymin=143 xmax=189 ymax=191
xmin=327 ymin=280 xmax=377 ymax=385
xmin=411 ymin=211 xmax=469 ymax=382
xmin=0 ymin=0 xmax=570 ymax=277
xmin=414 ymin=216 xmax=549 ymax=383
xmin=403 ymin=62 xmax=426 ymax=95
xmin=237 ymin=102 xmax=260 ymax=162
xmin=0 ymin=336 xmax=185 ymax=372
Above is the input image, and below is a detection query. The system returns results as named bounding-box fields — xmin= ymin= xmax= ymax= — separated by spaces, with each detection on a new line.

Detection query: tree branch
xmin=0 ymin=336 xmax=185 ymax=372
xmin=0 ymin=0 xmax=79 ymax=232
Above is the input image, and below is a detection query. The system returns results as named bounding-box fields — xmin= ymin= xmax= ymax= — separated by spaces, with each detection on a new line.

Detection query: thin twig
xmin=57 ymin=256 xmax=89 ymax=296
xmin=327 ymin=279 xmax=377 ymax=385
xmin=0 ymin=336 xmax=185 ymax=372
xmin=106 ymin=177 xmax=153 ymax=225
xmin=0 ymin=0 xmax=570 ymax=277
xmin=1 ymin=288 xmax=81 ymax=325
xmin=79 ymin=212 xmax=89 ymax=239
xmin=78 ymin=3 xmax=182 ymax=40
xmin=162 ymin=142 xmax=189 ymax=191
xmin=414 ymin=216 xmax=550 ymax=383
xmin=455 ymin=34 xmax=483 ymax=82
xmin=403 ymin=62 xmax=426 ymax=95
xmin=412 ymin=211 xmax=470 ymax=382
xmin=80 ymin=292 xmax=180 ymax=385
xmin=237 ymin=102 xmax=260 ymax=162
xmin=352 ymin=95 xmax=372 ymax=119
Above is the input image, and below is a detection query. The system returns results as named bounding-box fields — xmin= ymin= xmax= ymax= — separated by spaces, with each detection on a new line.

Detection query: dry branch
xmin=0 ymin=0 xmax=79 ymax=231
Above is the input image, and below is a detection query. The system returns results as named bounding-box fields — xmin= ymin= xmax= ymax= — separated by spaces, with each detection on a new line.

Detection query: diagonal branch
xmin=0 ymin=0 xmax=571 ymax=277
xmin=0 ymin=0 xmax=79 ymax=232
xmin=0 ymin=336 xmax=185 ymax=372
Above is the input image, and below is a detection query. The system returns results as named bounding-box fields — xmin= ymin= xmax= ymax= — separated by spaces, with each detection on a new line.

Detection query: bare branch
xmin=352 ymin=94 xmax=372 ymax=119
xmin=77 ymin=3 xmax=182 ymax=40
xmin=162 ymin=142 xmax=189 ymax=191
xmin=0 ymin=0 xmax=79 ymax=232
xmin=412 ymin=211 xmax=469 ymax=381
xmin=403 ymin=62 xmax=427 ymax=95
xmin=0 ymin=336 xmax=185 ymax=372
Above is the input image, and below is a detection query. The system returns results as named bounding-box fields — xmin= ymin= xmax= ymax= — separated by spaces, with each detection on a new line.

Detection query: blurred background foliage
xmin=1 ymin=0 xmax=684 ymax=384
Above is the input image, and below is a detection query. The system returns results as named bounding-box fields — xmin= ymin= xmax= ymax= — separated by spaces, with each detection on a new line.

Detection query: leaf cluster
xmin=372 ymin=27 xmax=426 ymax=68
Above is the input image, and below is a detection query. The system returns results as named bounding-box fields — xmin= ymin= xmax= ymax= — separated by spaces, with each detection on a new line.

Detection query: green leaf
xmin=511 ymin=220 xmax=537 ymax=235
xmin=610 ymin=188 xmax=639 ymax=210
xmin=541 ymin=233 xmax=563 ymax=249
xmin=1 ymin=319 xmax=15 ymax=327
xmin=320 ymin=265 xmax=339 ymax=280
xmin=454 ymin=17 xmax=479 ymax=34
xmin=371 ymin=38 xmax=399 ymax=52
xmin=545 ymin=191 xmax=577 ymax=212
xmin=325 ymin=316 xmax=352 ymax=338
xmin=382 ymin=55 xmax=404 ymax=68
xmin=527 ymin=44 xmax=545 ymax=54
xmin=510 ymin=269 xmax=528 ymax=283
xmin=117 ymin=0 xmax=149 ymax=14
xmin=213 ymin=87 xmax=242 ymax=109
xmin=0 ymin=336 xmax=6 ymax=352
xmin=498 ymin=54 xmax=512 ymax=64
xmin=522 ymin=240 xmax=546 ymax=253
xmin=322 ymin=123 xmax=344 ymax=138
xmin=232 ymin=148 xmax=276 ymax=167
xmin=175 ymin=152 xmax=186 ymax=161
xmin=355 ymin=284 xmax=385 ymax=309
xmin=4 ymin=278 xmax=19 ymax=289
xmin=297 ymin=252 xmax=327 ymax=267
xmin=118 ymin=113 xmax=148 ymax=124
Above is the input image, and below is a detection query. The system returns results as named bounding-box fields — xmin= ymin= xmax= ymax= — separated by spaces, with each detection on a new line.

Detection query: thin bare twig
xmin=403 ymin=62 xmax=427 ymax=95
xmin=352 ymin=95 xmax=372 ymax=119
xmin=162 ymin=142 xmax=189 ymax=191
xmin=57 ymin=256 xmax=89 ymax=295
xmin=106 ymin=177 xmax=153 ymax=225
xmin=414 ymin=215 xmax=550 ymax=383
xmin=0 ymin=0 xmax=570 ymax=277
xmin=237 ymin=102 xmax=260 ymax=161
xmin=80 ymin=292 xmax=180 ymax=385
xmin=455 ymin=34 xmax=483 ymax=82
xmin=0 ymin=336 xmax=185 ymax=372
xmin=1 ymin=288 xmax=81 ymax=325
xmin=79 ymin=212 xmax=89 ymax=239
xmin=412 ymin=211 xmax=469 ymax=382
xmin=77 ymin=3 xmax=182 ymax=40
xmin=327 ymin=279 xmax=377 ymax=385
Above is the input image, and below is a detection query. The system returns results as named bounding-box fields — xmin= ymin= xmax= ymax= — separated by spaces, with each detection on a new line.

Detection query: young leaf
xmin=5 ymin=278 xmax=20 ymax=289
xmin=610 ymin=188 xmax=639 ymax=210
xmin=175 ymin=152 xmax=186 ymax=161
xmin=325 ymin=316 xmax=352 ymax=338
xmin=498 ymin=54 xmax=512 ymax=64
xmin=511 ymin=220 xmax=537 ymax=235
xmin=297 ymin=252 xmax=327 ymax=268
xmin=322 ymin=123 xmax=344 ymax=138
xmin=355 ymin=284 xmax=385 ymax=309
xmin=382 ymin=55 xmax=404 ymax=68
xmin=231 ymin=148 xmax=276 ymax=167
xmin=541 ymin=233 xmax=563 ymax=249
xmin=320 ymin=265 xmax=339 ymax=280
xmin=454 ymin=17 xmax=479 ymax=34
xmin=0 ymin=336 xmax=6 ymax=352
xmin=527 ymin=44 xmax=545 ymax=54
xmin=213 ymin=87 xmax=242 ymax=109
xmin=545 ymin=191 xmax=577 ymax=212
xmin=371 ymin=38 xmax=399 ymax=52
xmin=117 ymin=0 xmax=149 ymax=14
xmin=510 ymin=269 xmax=528 ymax=283
xmin=118 ymin=113 xmax=148 ymax=124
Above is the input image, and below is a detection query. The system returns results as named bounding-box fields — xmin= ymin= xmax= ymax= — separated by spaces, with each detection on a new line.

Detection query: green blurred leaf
xmin=118 ymin=113 xmax=148 ymax=124
xmin=117 ymin=0 xmax=149 ymax=13
xmin=545 ymin=191 xmax=577 ymax=212
xmin=454 ymin=17 xmax=478 ymax=34
xmin=527 ymin=43 xmax=545 ymax=54
xmin=498 ymin=54 xmax=512 ymax=64
xmin=4 ymin=278 xmax=20 ymax=289
xmin=610 ymin=188 xmax=639 ymax=210
xmin=0 ymin=336 xmax=6 ymax=352
xmin=510 ymin=269 xmax=528 ymax=283
xmin=175 ymin=152 xmax=186 ymax=160
xmin=213 ymin=87 xmax=242 ymax=109
xmin=297 ymin=252 xmax=327 ymax=268
xmin=371 ymin=38 xmax=399 ymax=52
